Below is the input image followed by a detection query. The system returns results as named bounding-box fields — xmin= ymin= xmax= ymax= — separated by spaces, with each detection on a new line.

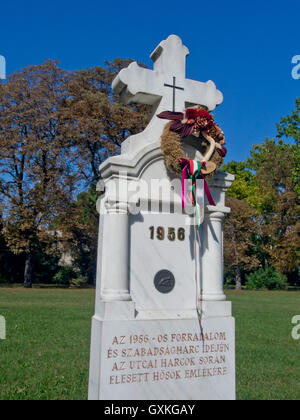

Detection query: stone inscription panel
xmin=99 ymin=318 xmax=235 ymax=400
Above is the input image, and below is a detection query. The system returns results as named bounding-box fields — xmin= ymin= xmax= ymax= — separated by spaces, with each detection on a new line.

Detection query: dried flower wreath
xmin=157 ymin=106 xmax=227 ymax=177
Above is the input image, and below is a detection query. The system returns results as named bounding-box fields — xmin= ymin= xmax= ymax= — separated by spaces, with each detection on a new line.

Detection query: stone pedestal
xmin=89 ymin=317 xmax=235 ymax=400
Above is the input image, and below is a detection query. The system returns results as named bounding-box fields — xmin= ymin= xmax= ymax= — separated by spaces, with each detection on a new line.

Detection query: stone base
xmin=88 ymin=311 xmax=235 ymax=400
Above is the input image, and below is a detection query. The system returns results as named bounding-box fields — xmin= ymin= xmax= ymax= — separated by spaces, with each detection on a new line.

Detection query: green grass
xmin=0 ymin=288 xmax=94 ymax=400
xmin=227 ymin=290 xmax=300 ymax=400
xmin=0 ymin=288 xmax=299 ymax=400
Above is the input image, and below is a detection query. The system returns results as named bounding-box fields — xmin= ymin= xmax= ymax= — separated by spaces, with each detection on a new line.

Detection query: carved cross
xmin=112 ymin=35 xmax=223 ymax=117
xmin=164 ymin=77 xmax=184 ymax=112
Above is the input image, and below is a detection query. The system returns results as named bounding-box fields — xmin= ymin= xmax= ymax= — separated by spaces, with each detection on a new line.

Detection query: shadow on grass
xmin=0 ymin=283 xmax=95 ymax=290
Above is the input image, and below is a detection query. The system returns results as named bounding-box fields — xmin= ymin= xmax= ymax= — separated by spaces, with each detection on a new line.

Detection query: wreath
xmin=157 ymin=106 xmax=227 ymax=177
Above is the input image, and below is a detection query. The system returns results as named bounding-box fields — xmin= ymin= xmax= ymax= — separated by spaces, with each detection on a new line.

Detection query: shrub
xmin=224 ymin=269 xmax=236 ymax=289
xmin=53 ymin=266 xmax=77 ymax=285
xmin=245 ymin=267 xmax=288 ymax=290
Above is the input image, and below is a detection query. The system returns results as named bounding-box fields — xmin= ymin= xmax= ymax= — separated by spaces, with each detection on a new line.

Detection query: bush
xmin=53 ymin=266 xmax=77 ymax=285
xmin=224 ymin=269 xmax=236 ymax=289
xmin=245 ymin=267 xmax=288 ymax=290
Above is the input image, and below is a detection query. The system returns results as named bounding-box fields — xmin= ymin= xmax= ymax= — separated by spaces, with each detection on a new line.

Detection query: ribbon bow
xmin=179 ymin=158 xmax=216 ymax=227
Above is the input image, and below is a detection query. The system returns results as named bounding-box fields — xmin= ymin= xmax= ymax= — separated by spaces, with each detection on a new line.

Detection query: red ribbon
xmin=178 ymin=158 xmax=216 ymax=209
xmin=179 ymin=158 xmax=189 ymax=208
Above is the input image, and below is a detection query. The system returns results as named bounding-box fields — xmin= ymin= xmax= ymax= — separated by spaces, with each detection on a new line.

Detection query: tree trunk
xmin=235 ymin=266 xmax=242 ymax=290
xmin=24 ymin=252 xmax=33 ymax=288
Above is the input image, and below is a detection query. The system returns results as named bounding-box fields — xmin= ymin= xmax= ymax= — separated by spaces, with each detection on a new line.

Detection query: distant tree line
xmin=223 ymin=98 xmax=299 ymax=289
xmin=0 ymin=61 xmax=298 ymax=289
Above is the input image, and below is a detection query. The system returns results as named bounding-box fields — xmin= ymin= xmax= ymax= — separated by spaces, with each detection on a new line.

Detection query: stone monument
xmin=88 ymin=35 xmax=235 ymax=400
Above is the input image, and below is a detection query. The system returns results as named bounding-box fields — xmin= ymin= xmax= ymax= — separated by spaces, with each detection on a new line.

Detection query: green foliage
xmin=290 ymin=144 xmax=300 ymax=199
xmin=76 ymin=187 xmax=99 ymax=226
xmin=223 ymin=98 xmax=299 ymax=212
xmin=223 ymin=137 xmax=298 ymax=214
xmin=247 ymin=138 xmax=298 ymax=202
xmin=57 ymin=186 xmax=99 ymax=286
xmin=224 ymin=99 xmax=299 ymax=283
xmin=72 ymin=188 xmax=98 ymax=285
xmin=224 ymin=268 xmax=237 ymax=289
xmin=0 ymin=222 xmax=21 ymax=283
xmin=222 ymin=161 xmax=267 ymax=212
xmin=28 ymin=241 xmax=60 ymax=285
xmin=0 ymin=251 xmax=24 ymax=284
xmin=245 ymin=267 xmax=288 ymax=290
xmin=276 ymin=98 xmax=300 ymax=146
xmin=276 ymin=98 xmax=300 ymax=198
xmin=53 ymin=266 xmax=77 ymax=285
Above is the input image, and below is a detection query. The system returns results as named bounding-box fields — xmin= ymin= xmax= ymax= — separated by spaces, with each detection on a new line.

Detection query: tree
xmin=0 ymin=210 xmax=23 ymax=283
xmin=247 ymin=100 xmax=300 ymax=276
xmin=277 ymin=98 xmax=300 ymax=146
xmin=222 ymin=160 xmax=272 ymax=213
xmin=0 ymin=61 xmax=78 ymax=287
xmin=224 ymin=197 xmax=260 ymax=289
xmin=55 ymin=60 xmax=152 ymax=284
xmin=62 ymin=59 xmax=151 ymax=185
xmin=57 ymin=186 xmax=99 ymax=285
xmin=0 ymin=59 xmax=151 ymax=286
xmin=277 ymin=98 xmax=300 ymax=199
xmin=223 ymin=99 xmax=300 ymax=281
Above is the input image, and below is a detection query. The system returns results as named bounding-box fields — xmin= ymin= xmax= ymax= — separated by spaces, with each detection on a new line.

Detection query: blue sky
xmin=0 ymin=0 xmax=299 ymax=162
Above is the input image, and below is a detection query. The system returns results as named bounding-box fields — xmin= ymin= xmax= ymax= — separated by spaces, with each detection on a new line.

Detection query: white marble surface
xmin=89 ymin=34 xmax=235 ymax=400
xmin=96 ymin=144 xmax=233 ymax=309
xmin=130 ymin=213 xmax=197 ymax=315
xmin=111 ymin=35 xmax=223 ymax=156
xmin=89 ymin=317 xmax=235 ymax=400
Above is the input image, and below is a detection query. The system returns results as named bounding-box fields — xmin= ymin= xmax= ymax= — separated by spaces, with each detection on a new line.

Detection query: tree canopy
xmin=223 ymin=98 xmax=299 ymax=288
xmin=0 ymin=59 xmax=298 ymax=289
xmin=0 ymin=59 xmax=151 ymax=286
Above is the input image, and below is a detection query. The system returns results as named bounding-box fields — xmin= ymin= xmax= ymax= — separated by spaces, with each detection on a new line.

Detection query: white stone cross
xmin=112 ymin=35 xmax=223 ymax=119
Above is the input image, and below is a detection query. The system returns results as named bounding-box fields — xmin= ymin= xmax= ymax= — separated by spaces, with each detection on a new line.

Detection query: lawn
xmin=0 ymin=287 xmax=94 ymax=400
xmin=0 ymin=287 xmax=299 ymax=400
xmin=227 ymin=290 xmax=300 ymax=400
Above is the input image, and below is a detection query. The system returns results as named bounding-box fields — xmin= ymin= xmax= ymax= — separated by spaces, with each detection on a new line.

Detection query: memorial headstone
xmin=88 ymin=35 xmax=235 ymax=400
